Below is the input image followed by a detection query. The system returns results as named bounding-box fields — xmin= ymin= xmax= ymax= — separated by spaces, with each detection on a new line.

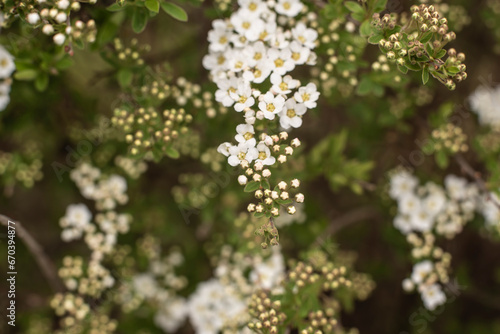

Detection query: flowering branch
xmin=455 ymin=154 xmax=500 ymax=210
xmin=0 ymin=214 xmax=64 ymax=292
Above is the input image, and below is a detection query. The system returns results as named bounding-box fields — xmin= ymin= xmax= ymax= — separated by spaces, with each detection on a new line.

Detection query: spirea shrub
xmin=1 ymin=0 xmax=500 ymax=333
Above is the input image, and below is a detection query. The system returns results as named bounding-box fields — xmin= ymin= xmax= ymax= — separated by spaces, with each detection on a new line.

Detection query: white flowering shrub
xmin=1 ymin=0 xmax=500 ymax=334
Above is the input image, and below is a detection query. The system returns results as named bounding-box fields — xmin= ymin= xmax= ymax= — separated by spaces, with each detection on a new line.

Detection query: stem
xmin=0 ymin=214 xmax=64 ymax=292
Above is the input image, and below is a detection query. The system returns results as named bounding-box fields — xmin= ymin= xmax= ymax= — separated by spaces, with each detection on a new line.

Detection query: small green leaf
xmin=360 ymin=20 xmax=372 ymax=37
xmin=56 ymin=57 xmax=74 ymax=71
xmin=405 ymin=60 xmax=421 ymax=71
xmin=373 ymin=0 xmax=387 ymax=12
xmin=35 ymin=72 xmax=49 ymax=91
xmin=261 ymin=178 xmax=270 ymax=190
xmin=132 ymin=8 xmax=149 ymax=33
xmin=254 ymin=211 xmax=266 ymax=218
xmin=117 ymin=69 xmax=133 ymax=88
xmin=435 ymin=49 xmax=446 ymax=59
xmin=345 ymin=1 xmax=365 ymax=15
xmin=435 ymin=150 xmax=449 ymax=169
xmin=422 ymin=67 xmax=429 ymax=85
xmin=397 ymin=64 xmax=408 ymax=74
xmin=367 ymin=33 xmax=383 ymax=44
xmin=447 ymin=66 xmax=460 ymax=75
xmin=244 ymin=181 xmax=260 ymax=192
xmin=161 ymin=2 xmax=188 ymax=22
xmin=420 ymin=32 xmax=433 ymax=44
xmin=144 ymin=0 xmax=160 ymax=13
xmin=14 ymin=69 xmax=38 ymax=81
xmin=107 ymin=3 xmax=125 ymax=11
xmin=165 ymin=146 xmax=180 ymax=159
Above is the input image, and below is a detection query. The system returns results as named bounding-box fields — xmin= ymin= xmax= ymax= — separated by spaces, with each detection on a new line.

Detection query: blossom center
xmin=249 ymin=2 xmax=257 ymax=10
xmin=242 ymin=22 xmax=251 ymax=29
xmin=298 ymin=36 xmax=306 ymax=44
xmin=274 ymin=58 xmax=284 ymax=67
xmin=254 ymin=52 xmax=262 ymax=60
xmin=286 ymin=109 xmax=296 ymax=118
xmin=283 ymin=2 xmax=291 ymax=10
xmin=301 ymin=93 xmax=310 ymax=101
xmin=239 ymin=96 xmax=247 ymax=104
xmin=244 ymin=132 xmax=253 ymax=140
xmin=258 ymin=152 xmax=267 ymax=160
xmin=292 ymin=52 xmax=300 ymax=61
xmin=238 ymin=152 xmax=246 ymax=160
xmin=219 ymin=36 xmax=227 ymax=44
xmin=279 ymin=82 xmax=288 ymax=91
xmin=266 ymin=103 xmax=276 ymax=112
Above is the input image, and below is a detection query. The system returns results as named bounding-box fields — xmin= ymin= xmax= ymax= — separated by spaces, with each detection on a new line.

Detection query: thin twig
xmin=455 ymin=154 xmax=500 ymax=210
xmin=0 ymin=214 xmax=64 ymax=292
xmin=314 ymin=206 xmax=379 ymax=246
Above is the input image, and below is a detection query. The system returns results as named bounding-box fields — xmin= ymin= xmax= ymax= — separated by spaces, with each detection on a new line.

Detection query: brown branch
xmin=0 ymin=214 xmax=64 ymax=292
xmin=314 ymin=206 xmax=380 ymax=246
xmin=455 ymin=154 xmax=500 ymax=210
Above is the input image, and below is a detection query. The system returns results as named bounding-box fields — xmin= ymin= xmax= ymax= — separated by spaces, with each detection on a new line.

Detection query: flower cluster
xmin=0 ymin=45 xmax=15 ymax=111
xmin=389 ymin=169 xmax=500 ymax=310
xmin=469 ymin=84 xmax=500 ymax=128
xmin=204 ymin=0 xmax=319 ymax=224
xmin=116 ymin=236 xmax=188 ymax=333
xmin=187 ymin=245 xmax=285 ymax=334
xmin=0 ymin=143 xmax=43 ymax=191
xmin=370 ymin=4 xmax=467 ymax=90
xmin=4 ymin=0 xmax=97 ymax=49
xmin=54 ymin=163 xmax=131 ymax=331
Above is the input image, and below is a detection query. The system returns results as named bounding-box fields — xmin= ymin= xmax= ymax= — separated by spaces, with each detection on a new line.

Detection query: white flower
xmin=217 ymin=142 xmax=232 ymax=156
xmin=469 ymin=85 xmax=500 ymax=127
xmin=154 ymin=298 xmax=188 ymax=333
xmin=279 ymin=98 xmax=307 ymax=129
xmin=0 ymin=82 xmax=11 ymax=111
xmin=230 ymin=11 xmax=265 ymax=42
xmin=267 ymin=48 xmax=295 ymax=75
xmin=420 ymin=284 xmax=446 ymax=310
xmin=0 ymin=46 xmax=15 ymax=80
xmin=27 ymin=12 xmax=40 ymax=25
xmin=238 ymin=0 xmax=268 ymax=16
xmin=423 ymin=192 xmax=447 ymax=216
xmin=410 ymin=209 xmax=434 ymax=232
xmin=294 ymin=83 xmax=319 ymax=109
xmin=389 ymin=170 xmax=418 ymax=199
xmin=235 ymin=123 xmax=256 ymax=146
xmin=393 ymin=214 xmax=412 ymax=234
xmin=228 ymin=142 xmax=259 ymax=166
xmin=53 ymin=33 xmax=66 ymax=45
xmin=258 ymin=92 xmax=285 ymax=120
xmin=398 ymin=193 xmax=421 ymax=215
xmin=66 ymin=203 xmax=92 ymax=228
xmin=242 ymin=60 xmax=273 ymax=83
xmin=481 ymin=192 xmax=500 ymax=226
xmin=133 ymin=273 xmax=158 ymax=299
xmin=275 ymin=0 xmax=303 ymax=17
xmin=411 ymin=260 xmax=433 ymax=284
xmin=215 ymin=76 xmax=240 ymax=107
xmin=292 ymin=22 xmax=317 ymax=49
xmin=230 ymin=82 xmax=255 ymax=111
xmin=255 ymin=142 xmax=276 ymax=165
xmin=270 ymin=73 xmax=299 ymax=95
xmin=444 ymin=175 xmax=468 ymax=200
xmin=289 ymin=41 xmax=311 ymax=65
xmin=250 ymin=249 xmax=285 ymax=289
xmin=208 ymin=20 xmax=233 ymax=53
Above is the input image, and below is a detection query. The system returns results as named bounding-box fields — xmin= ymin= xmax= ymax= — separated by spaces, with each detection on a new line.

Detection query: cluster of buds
xmin=430 ymin=123 xmax=468 ymax=154
xmin=242 ymin=133 xmax=304 ymax=220
xmin=303 ymin=309 xmax=341 ymax=334
xmin=114 ymin=155 xmax=148 ymax=180
xmin=113 ymin=107 xmax=193 ymax=158
xmin=0 ymin=144 xmax=43 ymax=190
xmin=370 ymin=5 xmax=467 ymax=90
xmin=50 ymin=293 xmax=90 ymax=330
xmin=247 ymin=291 xmax=286 ymax=334
xmin=7 ymin=0 xmax=97 ymax=51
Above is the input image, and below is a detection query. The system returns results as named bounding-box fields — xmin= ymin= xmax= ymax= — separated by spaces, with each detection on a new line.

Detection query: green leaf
xmin=367 ymin=33 xmax=383 ymax=44
xmin=435 ymin=150 xmax=449 ymax=169
xmin=420 ymin=32 xmax=433 ymax=44
xmin=161 ymin=2 xmax=188 ymax=22
xmin=14 ymin=69 xmax=38 ymax=81
xmin=404 ymin=60 xmax=421 ymax=71
xmin=107 ymin=3 xmax=125 ymax=11
xmin=144 ymin=0 xmax=160 ymax=12
xmin=435 ymin=49 xmax=446 ymax=59
xmin=55 ymin=57 xmax=74 ymax=71
xmin=244 ymin=181 xmax=260 ymax=192
xmin=447 ymin=66 xmax=460 ymax=75
xmin=254 ymin=211 xmax=266 ymax=218
xmin=132 ymin=8 xmax=149 ymax=33
xmin=345 ymin=1 xmax=365 ymax=15
xmin=165 ymin=146 xmax=180 ymax=159
xmin=359 ymin=20 xmax=372 ymax=37
xmin=373 ymin=0 xmax=387 ymax=12
xmin=397 ymin=64 xmax=408 ymax=74
xmin=117 ymin=69 xmax=133 ymax=88
xmin=331 ymin=130 xmax=348 ymax=156
xmin=261 ymin=178 xmax=270 ymax=190
xmin=422 ymin=67 xmax=429 ymax=85
xmin=356 ymin=77 xmax=375 ymax=96
xmin=35 ymin=73 xmax=49 ymax=91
